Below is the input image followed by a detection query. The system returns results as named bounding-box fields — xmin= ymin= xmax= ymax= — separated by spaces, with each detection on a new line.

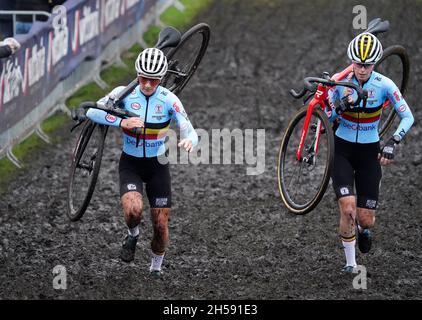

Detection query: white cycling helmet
xmin=135 ymin=48 xmax=168 ymax=79
xmin=347 ymin=32 xmax=383 ymax=64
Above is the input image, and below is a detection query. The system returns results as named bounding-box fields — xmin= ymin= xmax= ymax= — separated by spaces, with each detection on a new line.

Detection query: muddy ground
xmin=1 ymin=0 xmax=421 ymax=300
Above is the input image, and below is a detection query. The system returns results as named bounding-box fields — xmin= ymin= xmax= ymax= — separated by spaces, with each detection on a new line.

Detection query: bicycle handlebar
xmin=71 ymin=100 xmax=138 ymax=122
xmin=290 ymin=76 xmax=368 ymax=106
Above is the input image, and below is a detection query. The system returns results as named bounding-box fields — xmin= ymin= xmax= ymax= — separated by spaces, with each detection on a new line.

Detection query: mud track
xmin=1 ymin=0 xmax=421 ymax=299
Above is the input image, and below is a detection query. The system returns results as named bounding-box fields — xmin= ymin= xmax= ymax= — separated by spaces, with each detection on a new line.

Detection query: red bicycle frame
xmin=295 ymin=62 xmax=393 ymax=162
xmin=295 ymin=65 xmax=354 ymax=161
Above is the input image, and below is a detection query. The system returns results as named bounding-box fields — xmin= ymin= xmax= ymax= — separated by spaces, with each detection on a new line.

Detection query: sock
xmin=342 ymin=236 xmax=357 ymax=267
xmin=128 ymin=226 xmax=139 ymax=237
xmin=150 ymin=252 xmax=165 ymax=272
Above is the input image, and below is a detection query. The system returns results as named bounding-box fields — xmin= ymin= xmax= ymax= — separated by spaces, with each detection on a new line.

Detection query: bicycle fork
xmin=296 ymin=102 xmax=323 ymax=166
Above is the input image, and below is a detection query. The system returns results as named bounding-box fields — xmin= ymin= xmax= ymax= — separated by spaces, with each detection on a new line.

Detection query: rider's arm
xmin=86 ymin=86 xmax=126 ymax=127
xmin=169 ymin=95 xmax=198 ymax=147
xmin=86 ymin=108 xmax=123 ymax=127
xmin=385 ymin=79 xmax=414 ymax=141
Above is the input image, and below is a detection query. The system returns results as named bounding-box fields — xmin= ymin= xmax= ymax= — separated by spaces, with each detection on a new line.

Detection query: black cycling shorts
xmin=119 ymin=152 xmax=171 ymax=208
xmin=331 ymin=136 xmax=382 ymax=210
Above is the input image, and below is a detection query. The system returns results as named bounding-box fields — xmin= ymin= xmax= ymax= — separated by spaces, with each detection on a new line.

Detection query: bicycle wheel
xmin=375 ymin=45 xmax=409 ymax=138
xmin=67 ymin=121 xmax=107 ymax=221
xmin=277 ymin=105 xmax=334 ymax=215
xmin=161 ymin=23 xmax=210 ymax=95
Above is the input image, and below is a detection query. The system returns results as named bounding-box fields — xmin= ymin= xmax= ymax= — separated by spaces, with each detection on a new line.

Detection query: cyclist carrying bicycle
xmin=86 ymin=48 xmax=198 ymax=278
xmin=327 ymin=33 xmax=414 ymax=273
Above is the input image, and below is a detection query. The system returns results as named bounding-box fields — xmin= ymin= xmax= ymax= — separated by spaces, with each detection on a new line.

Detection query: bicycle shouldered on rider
xmin=86 ymin=48 xmax=199 ymax=278
xmin=325 ymin=32 xmax=414 ymax=273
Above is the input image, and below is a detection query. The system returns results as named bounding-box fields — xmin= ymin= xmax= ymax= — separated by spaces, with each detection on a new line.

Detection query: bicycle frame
xmin=295 ymin=64 xmax=353 ymax=162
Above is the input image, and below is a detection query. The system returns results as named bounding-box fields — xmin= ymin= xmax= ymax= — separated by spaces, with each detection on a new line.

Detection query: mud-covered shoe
xmin=150 ymin=269 xmax=161 ymax=279
xmin=341 ymin=265 xmax=356 ymax=273
xmin=358 ymin=229 xmax=372 ymax=253
xmin=119 ymin=234 xmax=138 ymax=262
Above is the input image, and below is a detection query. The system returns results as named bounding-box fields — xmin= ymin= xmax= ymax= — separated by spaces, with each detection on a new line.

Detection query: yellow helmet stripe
xmin=360 ymin=34 xmax=372 ymax=62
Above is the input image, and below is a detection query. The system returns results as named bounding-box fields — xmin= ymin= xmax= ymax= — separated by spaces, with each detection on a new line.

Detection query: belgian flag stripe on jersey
xmin=122 ymin=121 xmax=170 ymax=140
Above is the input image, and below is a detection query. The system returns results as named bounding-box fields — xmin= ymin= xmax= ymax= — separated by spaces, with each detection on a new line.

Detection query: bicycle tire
xmin=277 ymin=105 xmax=334 ymax=215
xmin=375 ymin=45 xmax=410 ymax=138
xmin=67 ymin=121 xmax=107 ymax=221
xmin=162 ymin=23 xmax=210 ymax=95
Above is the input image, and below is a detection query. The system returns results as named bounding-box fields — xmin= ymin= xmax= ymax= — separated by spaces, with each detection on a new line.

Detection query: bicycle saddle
xmin=155 ymin=26 xmax=181 ymax=50
xmin=365 ymin=18 xmax=390 ymax=35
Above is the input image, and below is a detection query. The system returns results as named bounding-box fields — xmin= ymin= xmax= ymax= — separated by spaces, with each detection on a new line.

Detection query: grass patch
xmin=0 ymin=158 xmax=15 ymax=193
xmin=161 ymin=0 xmax=213 ymax=30
xmin=41 ymin=112 xmax=70 ymax=134
xmin=101 ymin=65 xmax=135 ymax=88
xmin=122 ymin=43 xmax=143 ymax=68
xmin=65 ymin=82 xmax=106 ymax=110
xmin=41 ymin=112 xmax=71 ymax=143
xmin=160 ymin=6 xmax=186 ymax=29
xmin=141 ymin=0 xmax=213 ymax=55
xmin=12 ymin=134 xmax=44 ymax=161
xmin=143 ymin=25 xmax=161 ymax=47
xmin=128 ymin=42 xmax=143 ymax=55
